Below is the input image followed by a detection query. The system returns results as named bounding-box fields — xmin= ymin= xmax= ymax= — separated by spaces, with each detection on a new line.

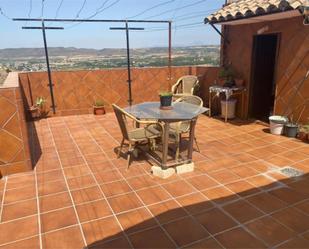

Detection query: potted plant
xmin=235 ymin=78 xmax=244 ymax=87
xmin=28 ymin=96 xmax=47 ymax=119
xmin=299 ymin=125 xmax=309 ymax=142
xmin=269 ymin=115 xmax=289 ymax=135
xmin=28 ymin=105 xmax=39 ymax=119
xmin=218 ymin=67 xmax=235 ymax=87
xmin=284 ymin=122 xmax=299 ymax=138
xmin=159 ymin=92 xmax=173 ymax=110
xmin=36 ymin=96 xmax=46 ymax=111
xmin=93 ymin=100 xmax=106 ymax=115
xmin=36 ymin=96 xmax=49 ymax=118
xmin=284 ymin=115 xmax=299 ymax=138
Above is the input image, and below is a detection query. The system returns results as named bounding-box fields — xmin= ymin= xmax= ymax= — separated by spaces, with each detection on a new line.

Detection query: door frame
xmin=248 ymin=32 xmax=281 ymax=119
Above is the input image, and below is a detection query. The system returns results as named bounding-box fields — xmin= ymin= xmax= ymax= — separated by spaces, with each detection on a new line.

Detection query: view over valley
xmin=0 ymin=45 xmax=220 ymax=76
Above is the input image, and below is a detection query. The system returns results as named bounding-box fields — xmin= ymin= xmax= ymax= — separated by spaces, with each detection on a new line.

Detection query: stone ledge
xmin=0 ymin=72 xmax=19 ymax=89
xmin=151 ymin=166 xmax=175 ymax=179
xmin=176 ymin=162 xmax=195 ymax=174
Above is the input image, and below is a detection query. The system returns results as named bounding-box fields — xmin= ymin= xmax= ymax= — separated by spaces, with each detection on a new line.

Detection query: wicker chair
xmin=172 ymin=75 xmax=199 ymax=95
xmin=112 ymin=104 xmax=163 ymax=169
xmin=170 ymin=95 xmax=204 ymax=160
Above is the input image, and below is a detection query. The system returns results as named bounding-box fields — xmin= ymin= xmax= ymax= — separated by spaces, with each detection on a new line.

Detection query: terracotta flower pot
xmin=298 ymin=131 xmax=306 ymax=140
xmin=93 ymin=106 xmax=105 ymax=115
xmin=28 ymin=106 xmax=39 ymax=119
xmin=299 ymin=131 xmax=309 ymax=143
xmin=218 ymin=78 xmax=226 ymax=85
xmin=235 ymin=79 xmax=244 ymax=87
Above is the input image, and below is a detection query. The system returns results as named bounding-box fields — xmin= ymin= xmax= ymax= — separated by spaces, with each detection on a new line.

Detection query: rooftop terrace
xmin=0 ymin=113 xmax=308 ymax=249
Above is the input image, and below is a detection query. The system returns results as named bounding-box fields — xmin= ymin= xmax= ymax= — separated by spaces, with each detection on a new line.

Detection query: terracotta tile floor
xmin=0 ymin=114 xmax=308 ymax=249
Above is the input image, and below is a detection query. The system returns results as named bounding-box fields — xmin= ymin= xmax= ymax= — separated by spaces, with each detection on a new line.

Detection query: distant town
xmin=0 ymin=45 xmax=220 ymax=83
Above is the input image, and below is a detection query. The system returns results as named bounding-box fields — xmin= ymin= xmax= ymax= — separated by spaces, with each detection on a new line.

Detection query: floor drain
xmin=279 ymin=167 xmax=304 ymax=177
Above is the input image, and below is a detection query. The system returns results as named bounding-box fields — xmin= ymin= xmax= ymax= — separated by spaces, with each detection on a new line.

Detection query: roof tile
xmin=205 ymin=0 xmax=306 ymax=24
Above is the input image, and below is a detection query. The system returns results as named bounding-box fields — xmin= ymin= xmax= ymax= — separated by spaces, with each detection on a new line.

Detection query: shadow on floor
xmin=27 ymin=121 xmax=42 ymax=169
xmin=205 ymin=114 xmax=268 ymax=128
xmin=86 ymin=173 xmax=309 ymax=249
xmin=20 ymin=82 xmax=42 ymax=169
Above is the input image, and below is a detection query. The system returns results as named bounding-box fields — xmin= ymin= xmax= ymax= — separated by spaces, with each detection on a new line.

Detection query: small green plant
xmin=35 ymin=97 xmax=46 ymax=108
xmin=218 ymin=67 xmax=235 ymax=81
xmin=94 ymin=100 xmax=105 ymax=107
xmin=300 ymin=124 xmax=309 ymax=133
xmin=159 ymin=92 xmax=173 ymax=97
xmin=34 ymin=97 xmax=48 ymax=118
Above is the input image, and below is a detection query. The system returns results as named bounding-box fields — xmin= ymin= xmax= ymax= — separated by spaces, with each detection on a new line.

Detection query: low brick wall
xmin=0 ymin=73 xmax=32 ymax=176
xmin=19 ymin=66 xmax=220 ymax=117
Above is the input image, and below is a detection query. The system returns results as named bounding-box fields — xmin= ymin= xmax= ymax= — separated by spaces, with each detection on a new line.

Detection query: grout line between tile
xmin=0 ymin=234 xmax=39 ymax=248
xmin=179 ymin=167 xmax=270 ymax=247
xmin=46 ymin=118 xmax=88 ymax=247
xmin=94 ymin=121 xmax=179 ymax=248
xmin=0 ymin=176 xmax=8 ymax=222
xmin=62 ymin=116 xmax=134 ymax=249
xmin=34 ymin=166 xmax=43 ymax=249
xmin=1 ymin=114 xmax=308 ymax=249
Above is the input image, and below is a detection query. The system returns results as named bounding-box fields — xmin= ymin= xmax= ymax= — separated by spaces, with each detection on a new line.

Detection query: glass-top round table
xmin=124 ymin=102 xmax=208 ymax=174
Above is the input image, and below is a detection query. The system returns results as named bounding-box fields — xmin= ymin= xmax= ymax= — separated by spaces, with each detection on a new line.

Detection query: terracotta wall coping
xmin=0 ymin=72 xmax=19 ymax=89
xmin=18 ymin=65 xmax=219 ymax=75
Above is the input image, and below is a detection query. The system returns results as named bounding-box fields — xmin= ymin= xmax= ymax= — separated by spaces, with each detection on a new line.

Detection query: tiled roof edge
xmin=205 ymin=0 xmax=305 ymax=24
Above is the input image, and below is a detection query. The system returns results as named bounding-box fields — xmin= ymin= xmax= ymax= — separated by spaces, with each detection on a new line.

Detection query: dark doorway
xmin=250 ymin=34 xmax=279 ymax=121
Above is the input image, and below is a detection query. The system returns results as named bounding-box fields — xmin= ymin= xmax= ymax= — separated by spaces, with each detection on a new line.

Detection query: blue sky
xmin=0 ymin=0 xmax=224 ymax=49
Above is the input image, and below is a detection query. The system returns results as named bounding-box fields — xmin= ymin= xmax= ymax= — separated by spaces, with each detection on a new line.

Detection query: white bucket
xmin=221 ymin=99 xmax=237 ymax=119
xmin=269 ymin=116 xmax=288 ymax=135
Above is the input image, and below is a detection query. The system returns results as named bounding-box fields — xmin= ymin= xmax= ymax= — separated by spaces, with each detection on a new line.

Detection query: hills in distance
xmin=0 ymin=45 xmax=220 ymax=59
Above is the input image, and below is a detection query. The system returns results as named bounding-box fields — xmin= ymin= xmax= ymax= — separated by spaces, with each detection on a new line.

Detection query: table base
xmin=151 ymin=162 xmax=195 ymax=179
xmin=151 ymin=166 xmax=175 ymax=179
xmin=176 ymin=162 xmax=195 ymax=174
xmin=144 ymin=148 xmax=192 ymax=168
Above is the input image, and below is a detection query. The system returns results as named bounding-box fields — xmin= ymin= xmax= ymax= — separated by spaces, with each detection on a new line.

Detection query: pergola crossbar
xmin=13 ymin=18 xmax=171 ymax=23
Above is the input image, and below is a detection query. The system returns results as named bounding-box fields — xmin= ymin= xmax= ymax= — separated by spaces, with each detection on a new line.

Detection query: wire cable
xmin=65 ymin=0 xmax=121 ymax=29
xmin=87 ymin=0 xmax=120 ymax=19
xmin=41 ymin=0 xmax=45 ymax=18
xmin=0 ymin=6 xmax=11 ymax=20
xmin=126 ymin=0 xmax=176 ymax=19
xmin=47 ymin=0 xmax=65 ymax=26
xmin=144 ymin=0 xmax=207 ymax=20
xmin=28 ymin=0 xmax=33 ymax=19
xmin=132 ymin=24 xmax=205 ymax=33
xmin=75 ymin=0 xmax=87 ymax=18
xmin=55 ymin=0 xmax=65 ymax=19
xmin=137 ymin=21 xmax=205 ymax=32
xmin=173 ymin=10 xmax=212 ymax=19
xmin=24 ymin=0 xmax=33 ymax=26
xmin=171 ymin=0 xmax=183 ymax=40
xmin=174 ymin=10 xmax=217 ymax=21
xmin=94 ymin=0 xmax=110 ymax=13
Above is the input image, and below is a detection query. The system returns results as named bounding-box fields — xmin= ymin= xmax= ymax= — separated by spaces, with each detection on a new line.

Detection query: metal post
xmin=210 ymin=23 xmax=230 ymax=44
xmin=125 ymin=21 xmax=133 ymax=106
xmin=110 ymin=26 xmax=144 ymax=106
xmin=42 ymin=20 xmax=56 ymax=114
xmin=168 ymin=21 xmax=172 ymax=88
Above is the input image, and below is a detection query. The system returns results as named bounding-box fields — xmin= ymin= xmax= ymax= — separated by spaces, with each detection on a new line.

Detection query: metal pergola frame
xmin=13 ymin=18 xmax=173 ymax=112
